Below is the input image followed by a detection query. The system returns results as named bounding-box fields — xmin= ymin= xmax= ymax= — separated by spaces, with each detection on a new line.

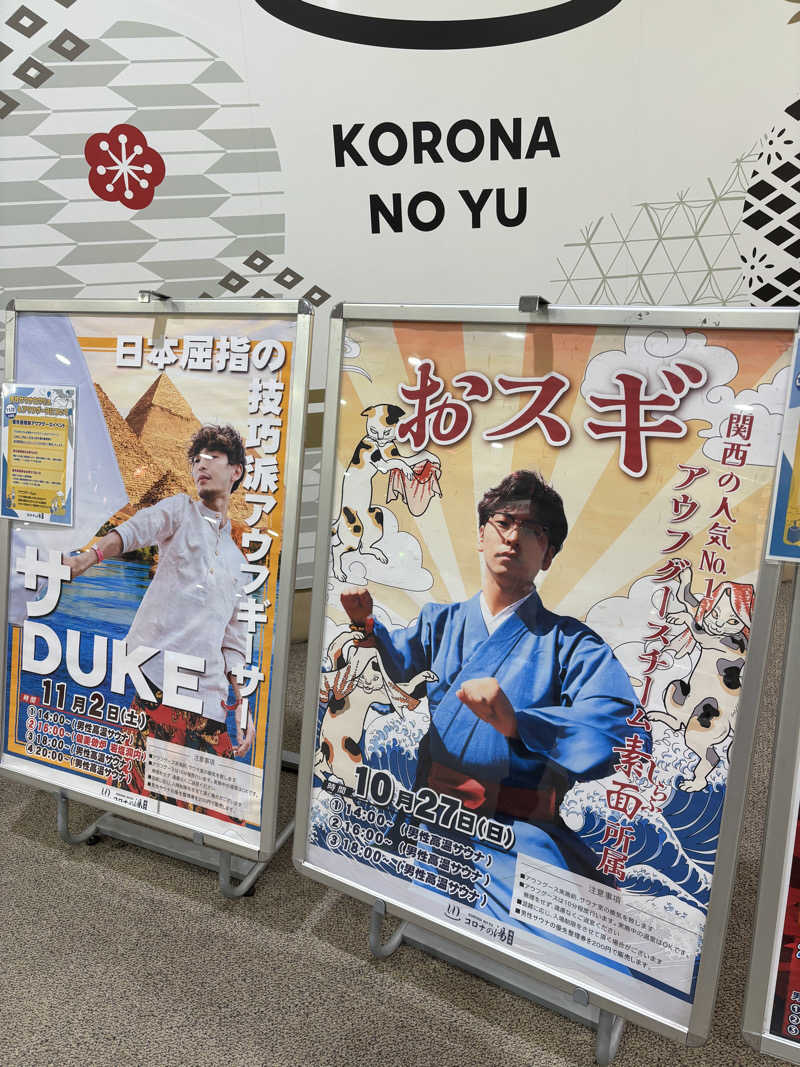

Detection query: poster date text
xmin=352 ymin=766 xmax=515 ymax=850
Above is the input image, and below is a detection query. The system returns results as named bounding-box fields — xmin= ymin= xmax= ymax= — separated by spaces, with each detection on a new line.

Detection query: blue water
xmin=329 ymin=728 xmax=720 ymax=911
xmin=311 ymin=703 xmax=716 ymax=1002
xmin=6 ymin=558 xmax=250 ymax=758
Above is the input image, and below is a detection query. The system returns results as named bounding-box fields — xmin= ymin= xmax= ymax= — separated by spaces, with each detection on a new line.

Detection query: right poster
xmin=769 ymin=805 xmax=800 ymax=1044
xmin=743 ymin=570 xmax=800 ymax=1062
xmin=767 ymin=334 xmax=800 ymax=562
xmin=297 ymin=310 xmax=796 ymax=1036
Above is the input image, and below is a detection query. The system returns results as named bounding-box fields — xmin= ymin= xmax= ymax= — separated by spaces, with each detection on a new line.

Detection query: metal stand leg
xmin=217 ymin=818 xmax=295 ymax=899
xmin=367 ymin=899 xmax=626 ymax=1064
xmin=369 ymin=899 xmax=408 ymax=959
xmin=274 ymin=819 xmax=296 ymax=853
xmin=218 ymin=849 xmax=268 ymax=899
xmin=596 ymin=1009 xmax=625 ymax=1065
xmin=57 ymin=791 xmax=103 ymax=845
xmin=56 ymin=792 xmax=296 ymax=900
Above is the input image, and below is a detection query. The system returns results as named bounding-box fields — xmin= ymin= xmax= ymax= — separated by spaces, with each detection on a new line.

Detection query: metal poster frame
xmin=0 ymin=297 xmax=312 ymax=884
xmin=766 ymin=333 xmax=800 ymax=565
xmin=293 ymin=301 xmax=799 ymax=1049
xmin=743 ymin=572 xmax=800 ymax=1062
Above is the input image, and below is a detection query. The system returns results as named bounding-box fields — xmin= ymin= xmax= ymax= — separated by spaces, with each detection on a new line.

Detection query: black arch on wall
xmin=253 ymin=0 xmax=625 ymax=50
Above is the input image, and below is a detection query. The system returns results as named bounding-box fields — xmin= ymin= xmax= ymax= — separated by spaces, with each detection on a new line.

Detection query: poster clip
xmin=518 ymin=295 xmax=551 ymax=314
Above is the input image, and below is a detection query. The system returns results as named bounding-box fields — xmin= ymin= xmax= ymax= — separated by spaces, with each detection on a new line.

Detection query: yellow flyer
xmin=1 ymin=383 xmax=75 ymax=526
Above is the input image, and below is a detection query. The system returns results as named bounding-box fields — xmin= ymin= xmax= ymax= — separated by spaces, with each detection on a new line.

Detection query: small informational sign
xmin=767 ymin=334 xmax=800 ymax=563
xmin=1 ymin=383 xmax=75 ymax=526
xmin=296 ymin=306 xmax=796 ymax=1041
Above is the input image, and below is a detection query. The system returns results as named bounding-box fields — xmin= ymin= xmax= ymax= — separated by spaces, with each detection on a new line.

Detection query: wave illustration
xmin=575 ymin=777 xmax=721 ymax=910
xmin=366 ymin=705 xmax=427 ymax=760
xmin=314 ymin=701 xmax=723 ymax=911
xmin=312 ymin=648 xmax=725 ymax=918
xmin=658 ymin=783 xmax=725 ymax=876
xmin=308 ymin=788 xmax=331 ymax=846
xmin=364 ymin=733 xmax=419 ymax=790
xmin=621 ymin=863 xmax=710 ymax=913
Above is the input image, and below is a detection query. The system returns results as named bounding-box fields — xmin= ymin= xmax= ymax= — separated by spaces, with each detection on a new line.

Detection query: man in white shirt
xmin=67 ymin=424 xmax=255 ymax=819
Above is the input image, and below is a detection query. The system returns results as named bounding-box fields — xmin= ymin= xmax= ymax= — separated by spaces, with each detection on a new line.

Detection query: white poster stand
xmin=742 ymin=587 xmax=800 ymax=1063
xmin=294 ymin=300 xmax=797 ymax=1059
xmin=0 ymin=296 xmax=312 ymax=896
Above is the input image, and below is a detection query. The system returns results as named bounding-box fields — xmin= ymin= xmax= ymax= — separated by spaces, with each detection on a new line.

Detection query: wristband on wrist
xmin=349 ymin=616 xmax=374 ymax=639
xmin=93 ymin=546 xmax=104 ymax=564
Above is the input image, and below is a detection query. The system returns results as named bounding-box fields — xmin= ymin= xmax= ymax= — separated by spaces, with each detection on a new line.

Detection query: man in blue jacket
xmin=339 ymin=469 xmax=646 ymax=915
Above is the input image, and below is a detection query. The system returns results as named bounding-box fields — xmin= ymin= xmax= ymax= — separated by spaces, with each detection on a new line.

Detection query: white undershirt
xmin=479 ymin=589 xmax=535 ymax=635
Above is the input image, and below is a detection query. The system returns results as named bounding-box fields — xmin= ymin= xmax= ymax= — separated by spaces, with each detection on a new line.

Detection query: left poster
xmin=0 ymin=302 xmax=311 ymax=857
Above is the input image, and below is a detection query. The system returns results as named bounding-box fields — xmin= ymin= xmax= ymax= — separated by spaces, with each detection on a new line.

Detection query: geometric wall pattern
xmin=740 ymin=96 xmax=800 ymax=307
xmin=0 ymin=12 xmax=330 ymax=584
xmin=553 ymin=150 xmax=761 ymax=307
xmin=0 ymin=15 xmax=331 ymax=310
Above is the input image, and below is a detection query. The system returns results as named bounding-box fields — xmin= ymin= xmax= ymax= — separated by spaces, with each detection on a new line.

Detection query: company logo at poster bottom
xmin=254 ymin=0 xmax=624 ymax=49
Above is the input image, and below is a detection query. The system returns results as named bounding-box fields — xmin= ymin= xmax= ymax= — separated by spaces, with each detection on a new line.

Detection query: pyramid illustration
xmin=95 ymin=384 xmax=186 ymax=511
xmin=125 ymin=373 xmax=203 ymax=503
xmin=126 ymin=373 xmax=200 ymax=453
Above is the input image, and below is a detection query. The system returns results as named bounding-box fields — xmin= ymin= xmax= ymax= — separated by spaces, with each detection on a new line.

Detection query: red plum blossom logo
xmin=84 ymin=124 xmax=165 ymax=209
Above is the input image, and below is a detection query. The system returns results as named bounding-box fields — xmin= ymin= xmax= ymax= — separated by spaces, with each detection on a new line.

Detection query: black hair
xmin=477 ymin=470 xmax=568 ymax=554
xmin=187 ymin=424 xmax=246 ymax=492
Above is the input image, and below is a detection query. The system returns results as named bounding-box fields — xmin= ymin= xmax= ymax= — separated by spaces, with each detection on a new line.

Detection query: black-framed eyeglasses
xmin=487 ymin=512 xmax=549 ymax=541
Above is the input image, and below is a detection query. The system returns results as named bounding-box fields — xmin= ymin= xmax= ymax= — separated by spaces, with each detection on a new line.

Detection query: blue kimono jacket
xmin=371 ymin=590 xmax=645 ymax=918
